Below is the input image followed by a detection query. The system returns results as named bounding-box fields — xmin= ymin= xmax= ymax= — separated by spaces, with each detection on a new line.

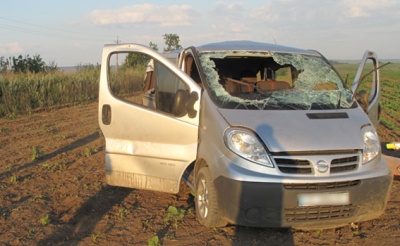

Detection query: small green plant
xmin=147 ymin=235 xmax=159 ymax=246
xmin=84 ymin=146 xmax=98 ymax=157
xmin=92 ymin=231 xmax=102 ymax=243
xmin=41 ymin=162 xmax=66 ymax=173
xmin=40 ymin=215 xmax=49 ymax=226
xmin=10 ymin=175 xmax=18 ymax=183
xmin=55 ymin=134 xmax=68 ymax=140
xmin=351 ymin=222 xmax=359 ymax=236
xmin=27 ymin=229 xmax=36 ymax=239
xmin=117 ymin=208 xmax=130 ymax=218
xmin=31 ymin=146 xmax=44 ymax=161
xmin=163 ymin=205 xmax=186 ymax=228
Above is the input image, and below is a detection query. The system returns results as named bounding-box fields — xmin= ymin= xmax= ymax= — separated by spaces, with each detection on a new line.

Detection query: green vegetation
xmin=147 ymin=235 xmax=160 ymax=246
xmin=163 ymin=205 xmax=186 ymax=228
xmin=10 ymin=175 xmax=18 ymax=183
xmin=31 ymin=146 xmax=44 ymax=161
xmin=0 ymin=65 xmax=100 ymax=117
xmin=334 ymin=62 xmax=400 ymax=132
xmin=0 ymin=34 xmax=183 ymax=117
xmin=123 ymin=41 xmax=158 ymax=68
xmin=40 ymin=215 xmax=50 ymax=226
xmin=117 ymin=207 xmax=131 ymax=218
xmin=0 ymin=54 xmax=57 ymax=74
xmin=162 ymin=33 xmax=182 ymax=52
xmin=26 ymin=229 xmax=36 ymax=239
xmin=84 ymin=146 xmax=98 ymax=157
xmin=41 ymin=162 xmax=66 ymax=173
xmin=92 ymin=231 xmax=102 ymax=243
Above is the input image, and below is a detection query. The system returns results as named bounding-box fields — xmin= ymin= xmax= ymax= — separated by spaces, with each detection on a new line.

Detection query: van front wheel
xmin=195 ymin=167 xmax=227 ymax=227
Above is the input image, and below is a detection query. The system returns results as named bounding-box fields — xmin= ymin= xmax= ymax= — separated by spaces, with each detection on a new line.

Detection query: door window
xmin=108 ymin=52 xmax=189 ymax=115
xmin=354 ymin=59 xmax=377 ymax=111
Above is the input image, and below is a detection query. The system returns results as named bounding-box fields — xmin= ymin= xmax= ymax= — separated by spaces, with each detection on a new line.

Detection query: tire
xmin=195 ymin=167 xmax=228 ymax=227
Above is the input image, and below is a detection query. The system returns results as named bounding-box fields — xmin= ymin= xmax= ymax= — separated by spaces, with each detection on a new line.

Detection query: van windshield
xmin=199 ymin=51 xmax=355 ymax=110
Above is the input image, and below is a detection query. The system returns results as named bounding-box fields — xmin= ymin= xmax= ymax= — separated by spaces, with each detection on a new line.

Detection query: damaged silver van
xmin=98 ymin=41 xmax=392 ymax=229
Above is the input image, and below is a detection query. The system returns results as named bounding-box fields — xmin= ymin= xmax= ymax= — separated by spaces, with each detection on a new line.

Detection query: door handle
xmin=102 ymin=104 xmax=111 ymax=125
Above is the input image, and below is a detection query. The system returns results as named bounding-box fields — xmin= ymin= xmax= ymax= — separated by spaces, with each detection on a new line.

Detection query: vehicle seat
xmin=224 ymin=77 xmax=255 ymax=93
xmin=257 ymin=80 xmax=291 ymax=90
xmin=313 ymin=82 xmax=338 ymax=90
xmin=225 ymin=79 xmax=240 ymax=93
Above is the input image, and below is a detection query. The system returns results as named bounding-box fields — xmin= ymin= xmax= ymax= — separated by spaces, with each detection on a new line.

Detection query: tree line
xmin=0 ymin=54 xmax=58 ymax=74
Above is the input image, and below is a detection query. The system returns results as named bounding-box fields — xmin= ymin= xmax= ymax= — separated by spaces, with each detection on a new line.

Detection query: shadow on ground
xmin=0 ymin=132 xmax=99 ymax=180
xmin=38 ymin=186 xmax=132 ymax=245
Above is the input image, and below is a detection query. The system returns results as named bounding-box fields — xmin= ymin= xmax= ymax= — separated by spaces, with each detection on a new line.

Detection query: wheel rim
xmin=197 ymin=178 xmax=209 ymax=219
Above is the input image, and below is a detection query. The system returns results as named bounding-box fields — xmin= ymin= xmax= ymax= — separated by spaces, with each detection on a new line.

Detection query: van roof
xmin=195 ymin=40 xmax=319 ymax=56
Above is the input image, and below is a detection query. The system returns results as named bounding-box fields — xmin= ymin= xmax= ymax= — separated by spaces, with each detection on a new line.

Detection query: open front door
xmin=98 ymin=44 xmax=201 ymax=193
xmin=351 ymin=51 xmax=381 ymax=128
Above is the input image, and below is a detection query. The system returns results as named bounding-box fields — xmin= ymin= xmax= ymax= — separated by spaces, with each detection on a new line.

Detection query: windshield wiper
xmin=337 ymin=91 xmax=341 ymax=109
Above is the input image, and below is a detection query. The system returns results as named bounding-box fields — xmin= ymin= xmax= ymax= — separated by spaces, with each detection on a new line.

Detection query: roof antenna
xmin=273 ymin=37 xmax=278 ymax=44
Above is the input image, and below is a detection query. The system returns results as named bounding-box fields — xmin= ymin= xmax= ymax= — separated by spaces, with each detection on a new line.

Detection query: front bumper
xmin=214 ymin=173 xmax=392 ymax=229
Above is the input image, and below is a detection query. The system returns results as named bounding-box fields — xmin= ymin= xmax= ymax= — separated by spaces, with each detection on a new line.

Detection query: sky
xmin=1 ymin=0 xmax=400 ymax=66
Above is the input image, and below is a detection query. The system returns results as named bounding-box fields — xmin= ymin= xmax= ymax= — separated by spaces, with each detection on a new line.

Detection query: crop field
xmin=334 ymin=62 xmax=400 ymax=141
xmin=0 ymin=62 xmax=399 ymax=245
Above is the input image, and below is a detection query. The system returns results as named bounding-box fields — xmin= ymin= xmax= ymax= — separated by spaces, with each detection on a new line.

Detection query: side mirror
xmin=172 ymin=89 xmax=198 ymax=118
xmin=172 ymin=89 xmax=190 ymax=117
xmin=186 ymin=91 xmax=199 ymax=118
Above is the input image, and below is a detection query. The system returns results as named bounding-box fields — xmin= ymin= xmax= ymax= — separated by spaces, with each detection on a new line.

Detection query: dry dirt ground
xmin=0 ymin=102 xmax=399 ymax=246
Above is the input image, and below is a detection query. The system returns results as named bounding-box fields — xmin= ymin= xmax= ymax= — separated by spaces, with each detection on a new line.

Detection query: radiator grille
xmin=275 ymin=158 xmax=312 ymax=174
xmin=284 ymin=180 xmax=360 ymax=190
xmin=285 ymin=205 xmax=355 ymax=221
xmin=330 ymin=156 xmax=358 ymax=173
xmin=275 ymin=155 xmax=359 ymax=174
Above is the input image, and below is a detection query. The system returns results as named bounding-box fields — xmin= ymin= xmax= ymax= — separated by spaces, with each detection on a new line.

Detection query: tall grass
xmin=0 ymin=67 xmax=100 ymax=117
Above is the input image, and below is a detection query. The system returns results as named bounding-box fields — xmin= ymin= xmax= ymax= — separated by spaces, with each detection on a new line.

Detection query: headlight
xmin=362 ymin=126 xmax=380 ymax=163
xmin=225 ymin=128 xmax=274 ymax=167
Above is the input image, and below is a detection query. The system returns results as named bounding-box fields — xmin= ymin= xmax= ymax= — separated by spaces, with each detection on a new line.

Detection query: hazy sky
xmin=1 ymin=0 xmax=399 ymax=66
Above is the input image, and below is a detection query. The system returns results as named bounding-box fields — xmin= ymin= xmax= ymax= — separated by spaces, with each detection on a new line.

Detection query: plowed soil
xmin=0 ymin=102 xmax=399 ymax=245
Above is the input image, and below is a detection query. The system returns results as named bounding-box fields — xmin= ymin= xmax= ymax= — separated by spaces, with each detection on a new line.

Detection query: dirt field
xmin=0 ymin=102 xmax=399 ymax=245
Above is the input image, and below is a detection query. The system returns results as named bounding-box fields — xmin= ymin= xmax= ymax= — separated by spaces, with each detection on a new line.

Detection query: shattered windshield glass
xmin=199 ymin=51 xmax=355 ymax=110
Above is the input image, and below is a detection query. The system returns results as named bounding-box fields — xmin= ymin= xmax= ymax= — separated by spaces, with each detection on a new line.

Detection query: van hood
xmin=218 ymin=108 xmax=371 ymax=153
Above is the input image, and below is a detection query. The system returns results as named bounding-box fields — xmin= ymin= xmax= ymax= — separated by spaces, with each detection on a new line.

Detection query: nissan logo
xmin=316 ymin=160 xmax=329 ymax=173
